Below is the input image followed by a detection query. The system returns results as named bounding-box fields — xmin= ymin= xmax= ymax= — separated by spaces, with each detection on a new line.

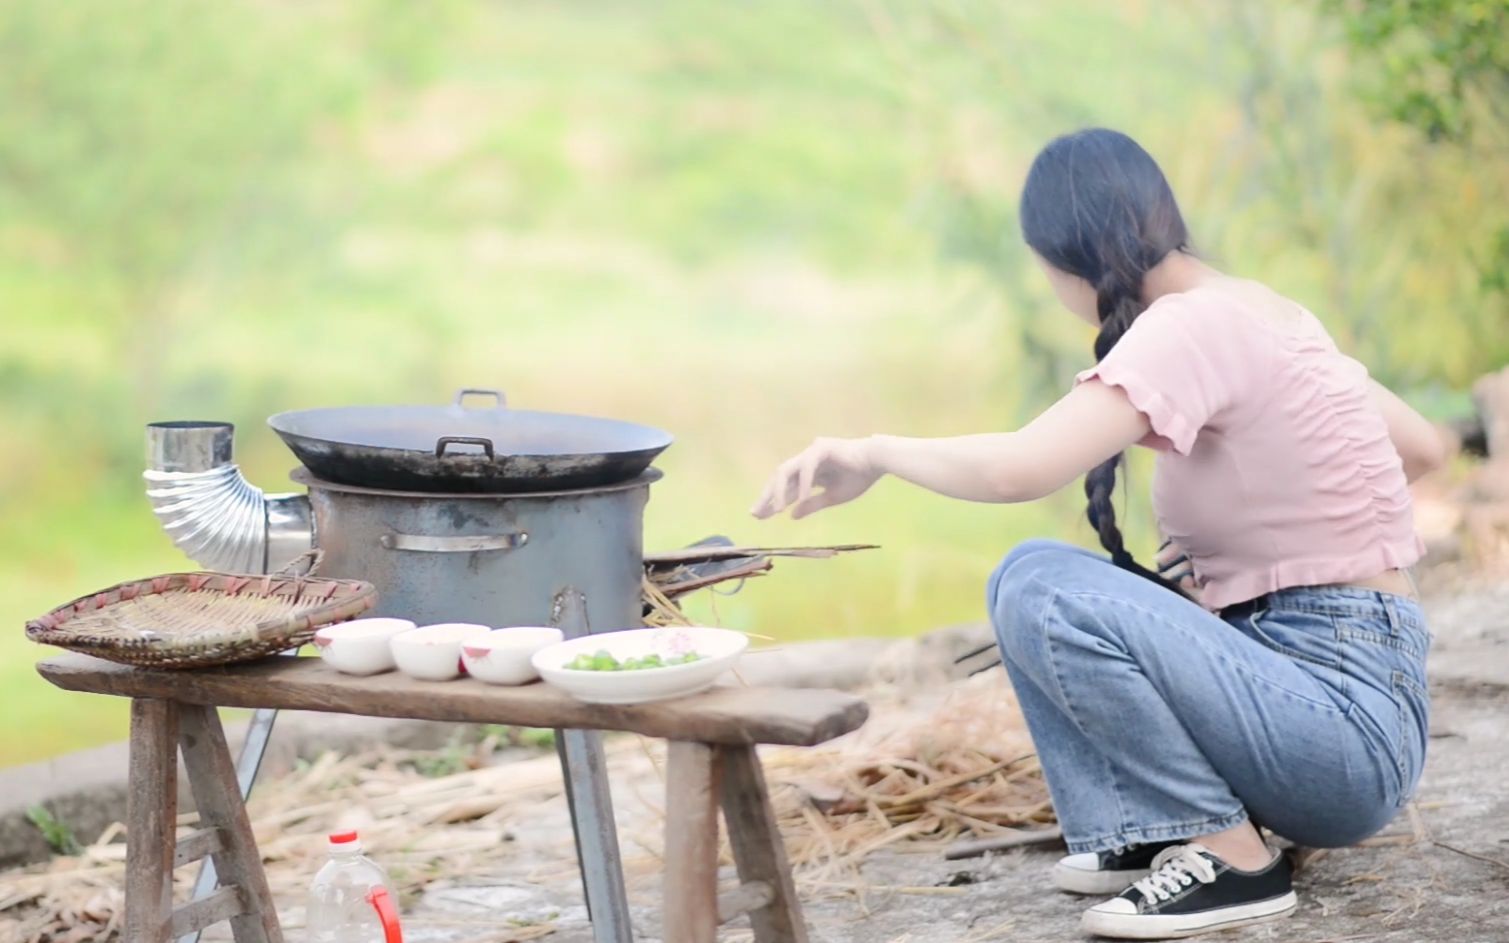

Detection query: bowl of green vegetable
xmin=531 ymin=627 xmax=749 ymax=704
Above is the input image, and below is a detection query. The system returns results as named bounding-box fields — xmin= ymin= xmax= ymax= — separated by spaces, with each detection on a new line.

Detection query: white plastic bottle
xmin=307 ymin=831 xmax=403 ymax=943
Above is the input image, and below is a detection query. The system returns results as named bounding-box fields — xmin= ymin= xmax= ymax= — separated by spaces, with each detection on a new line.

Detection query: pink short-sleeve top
xmin=1075 ymin=282 xmax=1423 ymax=611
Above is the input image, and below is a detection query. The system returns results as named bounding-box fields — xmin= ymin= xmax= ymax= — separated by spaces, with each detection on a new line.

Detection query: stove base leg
xmin=557 ymin=728 xmax=633 ymax=943
xmin=555 ymin=730 xmax=590 ymax=918
xmin=551 ymin=586 xmax=632 ymax=942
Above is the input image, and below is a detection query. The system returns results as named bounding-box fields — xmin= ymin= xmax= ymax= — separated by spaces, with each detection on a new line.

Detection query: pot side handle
xmin=379 ymin=532 xmax=529 ymax=552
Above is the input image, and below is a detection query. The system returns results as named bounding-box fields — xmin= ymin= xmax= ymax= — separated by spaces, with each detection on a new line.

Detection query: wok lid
xmin=268 ymin=389 xmax=673 ymax=493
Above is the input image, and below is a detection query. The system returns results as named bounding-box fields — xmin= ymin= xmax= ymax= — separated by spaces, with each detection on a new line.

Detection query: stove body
xmin=296 ymin=467 xmax=654 ymax=633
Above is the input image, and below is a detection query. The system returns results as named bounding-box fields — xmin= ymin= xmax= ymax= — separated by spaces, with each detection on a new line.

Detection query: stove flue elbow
xmin=144 ymin=421 xmax=312 ymax=574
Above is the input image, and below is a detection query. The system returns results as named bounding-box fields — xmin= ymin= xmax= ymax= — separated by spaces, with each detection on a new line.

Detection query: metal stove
xmin=143 ymin=392 xmax=670 ymax=943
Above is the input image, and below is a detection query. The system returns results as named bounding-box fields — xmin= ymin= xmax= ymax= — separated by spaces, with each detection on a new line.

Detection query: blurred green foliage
xmin=1323 ymin=0 xmax=1509 ymax=141
xmin=1320 ymin=0 xmax=1509 ymax=332
xmin=0 ymin=0 xmax=1503 ymax=765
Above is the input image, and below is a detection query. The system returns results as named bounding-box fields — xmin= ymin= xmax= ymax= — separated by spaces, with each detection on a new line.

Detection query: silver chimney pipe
xmin=144 ymin=421 xmax=312 ymax=574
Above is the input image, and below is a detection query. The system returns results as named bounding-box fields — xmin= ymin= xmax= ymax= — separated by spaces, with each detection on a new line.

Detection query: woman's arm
xmin=1368 ymin=380 xmax=1447 ymax=483
xmin=751 ymin=380 xmax=1151 ymax=518
xmin=870 ymin=381 xmax=1151 ymax=502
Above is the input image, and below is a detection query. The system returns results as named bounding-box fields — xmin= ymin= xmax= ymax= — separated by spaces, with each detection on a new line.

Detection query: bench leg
xmin=664 ymin=741 xmax=720 ymax=943
xmin=177 ymin=704 xmax=283 ymax=943
xmin=126 ymin=698 xmax=180 ymax=943
xmin=716 ymin=745 xmax=809 ymax=943
xmin=181 ymin=704 xmax=282 ymax=943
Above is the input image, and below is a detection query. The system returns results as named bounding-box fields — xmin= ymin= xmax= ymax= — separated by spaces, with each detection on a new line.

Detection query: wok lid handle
xmin=434 ymin=436 xmax=496 ymax=460
xmin=453 ymin=388 xmax=507 ymax=409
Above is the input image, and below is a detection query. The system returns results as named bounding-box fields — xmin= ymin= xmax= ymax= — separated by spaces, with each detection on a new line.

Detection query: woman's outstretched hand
xmin=751 ymin=436 xmax=883 ymax=520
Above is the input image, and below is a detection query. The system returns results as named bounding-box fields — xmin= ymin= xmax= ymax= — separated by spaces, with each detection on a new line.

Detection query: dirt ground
xmin=379 ymin=583 xmax=1509 ymax=943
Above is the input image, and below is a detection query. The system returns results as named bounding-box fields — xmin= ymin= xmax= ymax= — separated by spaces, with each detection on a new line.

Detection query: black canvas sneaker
xmin=1080 ymin=843 xmax=1297 ymax=939
xmin=1052 ymin=841 xmax=1181 ymax=895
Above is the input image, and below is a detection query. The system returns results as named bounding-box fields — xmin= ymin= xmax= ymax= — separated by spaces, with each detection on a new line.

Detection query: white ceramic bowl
xmin=531 ymin=627 xmax=748 ymax=704
xmin=391 ymin=623 xmax=491 ymax=681
xmin=313 ymin=618 xmax=414 ymax=676
xmin=461 ymin=627 xmax=563 ymax=686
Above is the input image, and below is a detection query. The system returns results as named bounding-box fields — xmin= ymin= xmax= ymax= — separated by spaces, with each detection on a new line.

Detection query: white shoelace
xmin=1128 ymin=844 xmax=1218 ymax=903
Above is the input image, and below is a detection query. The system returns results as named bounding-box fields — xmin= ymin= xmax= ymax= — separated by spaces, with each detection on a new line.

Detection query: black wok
xmin=268 ymin=389 xmax=673 ymax=493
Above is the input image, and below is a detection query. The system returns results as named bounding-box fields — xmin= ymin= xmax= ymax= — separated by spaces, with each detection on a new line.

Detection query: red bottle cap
xmin=329 ymin=830 xmax=360 ymax=844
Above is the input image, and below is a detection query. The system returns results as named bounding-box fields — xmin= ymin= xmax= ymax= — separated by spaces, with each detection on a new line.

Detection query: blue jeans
xmin=987 ymin=540 xmax=1430 ymax=855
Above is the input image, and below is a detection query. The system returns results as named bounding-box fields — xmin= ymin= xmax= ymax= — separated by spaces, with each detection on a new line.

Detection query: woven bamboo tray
xmin=26 ymin=565 xmax=377 ymax=670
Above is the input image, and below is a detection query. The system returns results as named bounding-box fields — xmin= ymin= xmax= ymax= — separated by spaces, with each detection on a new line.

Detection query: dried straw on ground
xmin=1 ymin=672 xmax=1048 ymax=940
xmin=762 ymin=671 xmax=1051 ymax=893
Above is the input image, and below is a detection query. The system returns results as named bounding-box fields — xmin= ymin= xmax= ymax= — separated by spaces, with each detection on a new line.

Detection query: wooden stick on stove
xmin=643 ymin=544 xmax=878 ymax=566
xmin=654 ymin=559 xmax=774 ymax=597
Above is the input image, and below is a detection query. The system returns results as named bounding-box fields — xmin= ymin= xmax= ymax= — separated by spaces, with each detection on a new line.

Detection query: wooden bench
xmin=36 ymin=653 xmax=869 ymax=943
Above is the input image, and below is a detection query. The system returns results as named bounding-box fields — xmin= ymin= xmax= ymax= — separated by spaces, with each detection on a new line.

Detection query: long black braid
xmin=1083 ymin=270 xmax=1176 ymax=589
xmin=1020 ymin=128 xmax=1190 ymax=594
